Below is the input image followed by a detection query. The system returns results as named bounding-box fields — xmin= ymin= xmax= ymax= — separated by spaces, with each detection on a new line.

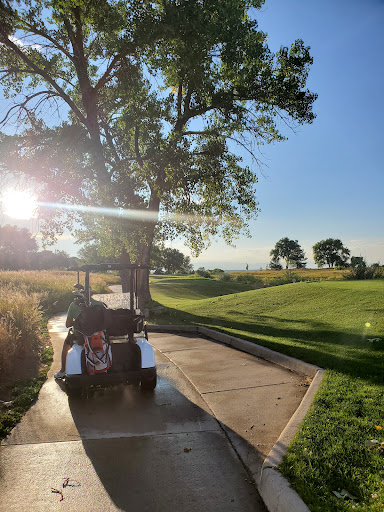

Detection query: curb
xmin=147 ymin=324 xmax=320 ymax=377
xmin=258 ymin=369 xmax=324 ymax=512
xmin=147 ymin=324 xmax=325 ymax=512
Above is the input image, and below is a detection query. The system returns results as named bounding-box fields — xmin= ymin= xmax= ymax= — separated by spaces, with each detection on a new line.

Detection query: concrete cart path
xmin=148 ymin=332 xmax=308 ymax=482
xmin=0 ymin=315 xmax=270 ymax=512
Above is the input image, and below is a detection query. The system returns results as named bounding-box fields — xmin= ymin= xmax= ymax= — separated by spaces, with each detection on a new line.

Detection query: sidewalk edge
xmin=147 ymin=324 xmax=325 ymax=512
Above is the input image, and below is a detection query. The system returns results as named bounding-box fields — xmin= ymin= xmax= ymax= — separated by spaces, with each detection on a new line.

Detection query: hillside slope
xmin=151 ymin=280 xmax=384 ymax=382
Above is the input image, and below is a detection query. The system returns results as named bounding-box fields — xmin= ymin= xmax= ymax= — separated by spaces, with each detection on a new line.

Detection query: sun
xmin=1 ymin=189 xmax=38 ymax=220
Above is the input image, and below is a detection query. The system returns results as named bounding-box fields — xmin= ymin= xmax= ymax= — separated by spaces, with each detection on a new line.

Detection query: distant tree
xmin=0 ymin=224 xmax=37 ymax=269
xmin=162 ymin=248 xmax=193 ymax=274
xmin=350 ymin=256 xmax=364 ymax=267
xmin=270 ymin=237 xmax=306 ymax=269
xmin=150 ymin=245 xmax=165 ymax=274
xmin=313 ymin=239 xmax=350 ymax=268
xmin=195 ymin=267 xmax=212 ymax=278
xmin=30 ymin=249 xmax=71 ymax=269
xmin=162 ymin=248 xmax=185 ymax=274
xmin=150 ymin=246 xmax=193 ymax=275
xmin=77 ymin=243 xmax=112 ymax=265
xmin=211 ymin=268 xmax=225 ymax=274
xmin=291 ymin=249 xmax=307 ymax=269
xmin=180 ymin=255 xmax=194 ymax=275
xmin=269 ymin=259 xmax=283 ymax=270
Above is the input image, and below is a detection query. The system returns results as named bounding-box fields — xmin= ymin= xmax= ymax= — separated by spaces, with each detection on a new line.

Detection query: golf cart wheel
xmin=65 ymin=381 xmax=83 ymax=398
xmin=141 ymin=371 xmax=157 ymax=391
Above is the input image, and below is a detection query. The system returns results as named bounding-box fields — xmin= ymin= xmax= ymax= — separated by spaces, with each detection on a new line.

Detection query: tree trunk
xmin=118 ymin=249 xmax=131 ymax=293
xmin=137 ymin=243 xmax=152 ymax=309
xmin=135 ymin=189 xmax=160 ymax=308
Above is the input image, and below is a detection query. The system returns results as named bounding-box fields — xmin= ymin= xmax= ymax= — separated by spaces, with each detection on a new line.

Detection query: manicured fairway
xmin=150 ymin=277 xmax=384 ymax=511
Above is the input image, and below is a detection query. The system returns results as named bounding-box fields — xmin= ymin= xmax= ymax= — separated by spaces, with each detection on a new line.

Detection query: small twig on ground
xmin=51 ymin=488 xmax=64 ymax=501
xmin=63 ymin=477 xmax=81 ymax=488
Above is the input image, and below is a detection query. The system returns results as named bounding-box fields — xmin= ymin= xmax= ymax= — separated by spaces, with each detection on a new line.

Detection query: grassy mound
xmin=150 ymin=277 xmax=384 ymax=511
xmin=149 ymin=274 xmax=254 ymax=306
xmin=150 ymin=280 xmax=383 ymax=380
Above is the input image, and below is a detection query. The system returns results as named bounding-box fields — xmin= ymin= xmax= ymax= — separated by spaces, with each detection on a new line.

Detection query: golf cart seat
xmin=73 ymin=305 xmax=145 ymax=338
xmin=107 ymin=308 xmax=145 ymax=337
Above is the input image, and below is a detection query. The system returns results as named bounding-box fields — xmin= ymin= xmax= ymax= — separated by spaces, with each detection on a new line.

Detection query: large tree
xmin=0 ymin=0 xmax=317 ymax=304
xmin=313 ymin=238 xmax=350 ymax=268
xmin=270 ymin=237 xmax=306 ymax=270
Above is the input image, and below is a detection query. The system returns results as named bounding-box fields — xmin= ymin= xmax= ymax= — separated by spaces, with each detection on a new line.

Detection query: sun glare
xmin=1 ymin=189 xmax=38 ymax=220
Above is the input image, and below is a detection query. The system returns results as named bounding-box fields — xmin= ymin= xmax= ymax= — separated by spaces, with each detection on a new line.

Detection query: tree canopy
xmin=270 ymin=237 xmax=307 ymax=269
xmin=0 ymin=0 xmax=317 ymax=301
xmin=312 ymin=238 xmax=350 ymax=268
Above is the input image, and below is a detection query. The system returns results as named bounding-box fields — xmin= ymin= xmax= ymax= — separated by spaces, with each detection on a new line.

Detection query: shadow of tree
xmin=150 ymin=307 xmax=384 ymax=385
xmin=68 ymin=373 xmax=267 ymax=511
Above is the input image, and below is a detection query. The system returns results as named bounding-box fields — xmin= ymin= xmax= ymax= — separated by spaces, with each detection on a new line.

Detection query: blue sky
xmin=183 ymin=0 xmax=384 ymax=269
xmin=1 ymin=0 xmax=383 ymax=269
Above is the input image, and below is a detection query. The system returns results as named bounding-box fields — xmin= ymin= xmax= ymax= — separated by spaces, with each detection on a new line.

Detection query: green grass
xmin=149 ymin=277 xmax=384 ymax=511
xmin=149 ymin=274 xmax=254 ymax=306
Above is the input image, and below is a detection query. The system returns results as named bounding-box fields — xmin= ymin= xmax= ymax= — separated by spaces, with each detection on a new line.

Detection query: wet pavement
xmin=0 ymin=314 xmax=277 ymax=512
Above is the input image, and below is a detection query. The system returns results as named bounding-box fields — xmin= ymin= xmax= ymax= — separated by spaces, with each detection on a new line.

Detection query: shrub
xmin=235 ymin=274 xmax=264 ymax=288
xmin=219 ymin=273 xmax=232 ymax=282
xmin=268 ymin=270 xmax=302 ymax=287
xmin=195 ymin=268 xmax=212 ymax=278
xmin=345 ymin=260 xmax=383 ymax=280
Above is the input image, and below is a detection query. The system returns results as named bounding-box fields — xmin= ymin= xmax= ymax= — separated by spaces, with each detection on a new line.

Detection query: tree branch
xmin=20 ymin=21 xmax=75 ymax=62
xmin=0 ymin=90 xmax=59 ymax=126
xmin=101 ymin=121 xmax=121 ymax=164
xmin=183 ymin=129 xmax=220 ymax=136
xmin=94 ymin=51 xmax=134 ymax=92
xmin=0 ymin=67 xmax=76 ymax=87
xmin=134 ymin=125 xmax=144 ymax=168
xmin=227 ymin=135 xmax=262 ymax=165
xmin=177 ymin=82 xmax=183 ymax=119
xmin=120 ymin=151 xmax=155 ymax=164
xmin=0 ymin=33 xmax=87 ymax=125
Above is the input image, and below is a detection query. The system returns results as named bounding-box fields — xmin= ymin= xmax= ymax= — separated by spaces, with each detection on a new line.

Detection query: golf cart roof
xmin=67 ymin=263 xmax=149 ymax=272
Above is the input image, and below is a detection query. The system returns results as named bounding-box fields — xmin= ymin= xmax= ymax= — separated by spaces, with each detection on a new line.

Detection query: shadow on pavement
xmin=67 ymin=368 xmax=267 ymax=512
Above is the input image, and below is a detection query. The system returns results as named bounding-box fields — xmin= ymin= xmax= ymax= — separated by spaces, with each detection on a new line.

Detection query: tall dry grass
xmin=0 ymin=284 xmax=42 ymax=376
xmin=0 ymin=270 xmax=119 ymax=380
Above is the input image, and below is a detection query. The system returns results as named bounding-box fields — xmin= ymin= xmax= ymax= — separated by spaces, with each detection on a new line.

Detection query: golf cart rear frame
xmin=64 ymin=263 xmax=156 ymax=395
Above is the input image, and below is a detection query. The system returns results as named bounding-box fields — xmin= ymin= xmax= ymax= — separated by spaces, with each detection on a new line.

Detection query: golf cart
xmin=64 ymin=263 xmax=156 ymax=397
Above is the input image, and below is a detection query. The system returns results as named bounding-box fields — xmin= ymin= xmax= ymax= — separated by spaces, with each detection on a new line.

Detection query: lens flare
xmin=38 ymin=201 xmax=217 ymax=224
xmin=1 ymin=189 xmax=38 ymax=220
